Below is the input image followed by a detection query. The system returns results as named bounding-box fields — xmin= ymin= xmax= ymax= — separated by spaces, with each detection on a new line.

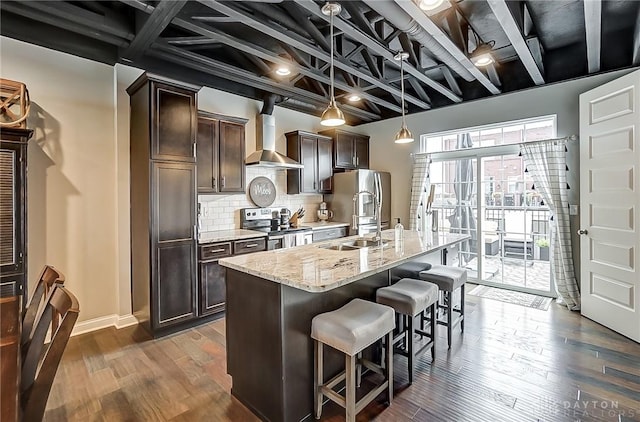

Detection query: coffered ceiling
xmin=2 ymin=0 xmax=639 ymax=125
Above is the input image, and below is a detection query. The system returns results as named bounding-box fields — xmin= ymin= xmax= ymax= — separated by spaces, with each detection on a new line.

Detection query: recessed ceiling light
xmin=275 ymin=66 xmax=291 ymax=76
xmin=470 ymin=43 xmax=495 ymax=67
xmin=348 ymin=94 xmax=361 ymax=102
xmin=419 ymin=0 xmax=444 ymax=11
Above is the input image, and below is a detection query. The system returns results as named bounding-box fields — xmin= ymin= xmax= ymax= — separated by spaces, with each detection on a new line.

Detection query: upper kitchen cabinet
xmin=318 ymin=129 xmax=369 ymax=170
xmin=285 ymin=131 xmax=333 ymax=194
xmin=127 ymin=73 xmax=200 ymax=337
xmin=197 ymin=111 xmax=247 ymax=194
xmin=152 ymin=82 xmax=197 ymax=162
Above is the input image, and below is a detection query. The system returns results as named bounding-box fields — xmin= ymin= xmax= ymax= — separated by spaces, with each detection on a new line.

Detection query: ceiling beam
xmin=633 ymin=10 xmax=640 ymax=66
xmin=408 ymin=79 xmax=431 ymax=104
xmin=151 ymin=44 xmax=380 ymax=122
xmin=1 ymin=2 xmax=130 ymax=48
xmin=121 ymin=0 xmax=186 ymax=60
xmin=195 ymin=0 xmax=428 ymax=109
xmin=583 ymin=0 xmax=602 ymax=73
xmin=20 ymin=0 xmax=133 ymax=40
xmin=283 ymin=5 xmax=331 ymax=52
xmin=486 ymin=0 xmax=544 ymax=85
xmin=172 ymin=19 xmax=402 ymax=112
xmin=441 ymin=67 xmax=462 ymax=96
xmin=297 ymin=0 xmax=461 ymax=104
xmin=393 ymin=0 xmax=501 ymax=96
xmin=340 ymin=1 xmax=384 ymax=45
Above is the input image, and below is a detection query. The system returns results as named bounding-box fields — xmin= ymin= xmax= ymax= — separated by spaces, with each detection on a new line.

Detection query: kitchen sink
xmin=318 ymin=239 xmax=389 ymax=251
xmin=346 ymin=239 xmax=389 ymax=248
xmin=320 ymin=244 xmax=360 ymax=251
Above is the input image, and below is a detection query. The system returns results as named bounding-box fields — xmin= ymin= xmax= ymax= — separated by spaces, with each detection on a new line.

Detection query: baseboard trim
xmin=71 ymin=314 xmax=138 ymax=337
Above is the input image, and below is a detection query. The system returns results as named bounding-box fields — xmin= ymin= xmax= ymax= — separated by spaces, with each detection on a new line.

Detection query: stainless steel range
xmin=240 ymin=208 xmax=313 ymax=250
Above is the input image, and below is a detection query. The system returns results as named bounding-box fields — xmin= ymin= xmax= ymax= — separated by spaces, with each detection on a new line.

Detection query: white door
xmin=579 ymin=69 xmax=640 ymax=342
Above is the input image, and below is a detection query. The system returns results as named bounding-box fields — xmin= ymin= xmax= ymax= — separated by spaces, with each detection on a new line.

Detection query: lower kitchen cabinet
xmin=199 ymin=260 xmax=226 ymax=316
xmin=312 ymin=226 xmax=348 ymax=242
xmin=197 ymin=237 xmax=266 ymax=317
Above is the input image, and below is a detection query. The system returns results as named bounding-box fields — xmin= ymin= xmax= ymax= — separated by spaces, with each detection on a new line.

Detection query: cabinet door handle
xmin=208 ymin=248 xmax=227 ymax=253
xmin=212 ymin=177 xmax=216 ymax=190
xmin=356 ymin=156 xmax=359 ymax=166
xmin=313 ymin=181 xmax=316 ymax=190
xmin=222 ymin=176 xmax=226 ymax=188
xmin=244 ymin=243 xmax=258 ymax=248
xmin=193 ymin=143 xmax=197 ymax=158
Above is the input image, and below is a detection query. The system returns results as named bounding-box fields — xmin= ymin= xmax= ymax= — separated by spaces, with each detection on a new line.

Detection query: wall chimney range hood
xmin=246 ymin=94 xmax=303 ymax=169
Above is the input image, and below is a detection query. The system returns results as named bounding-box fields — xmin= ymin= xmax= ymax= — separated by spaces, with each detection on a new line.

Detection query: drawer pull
xmin=208 ymin=248 xmax=227 ymax=253
xmin=244 ymin=243 xmax=259 ymax=248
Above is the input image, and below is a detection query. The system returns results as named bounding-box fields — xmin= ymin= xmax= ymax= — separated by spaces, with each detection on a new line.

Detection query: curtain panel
xmin=520 ymin=141 xmax=580 ymax=310
xmin=409 ymin=155 xmax=430 ymax=232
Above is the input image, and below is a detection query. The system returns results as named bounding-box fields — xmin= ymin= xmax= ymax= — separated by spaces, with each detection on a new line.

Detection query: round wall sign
xmin=248 ymin=176 xmax=276 ymax=207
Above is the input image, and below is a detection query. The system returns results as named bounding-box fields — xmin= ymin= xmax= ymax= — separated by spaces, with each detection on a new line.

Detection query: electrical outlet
xmin=569 ymin=204 xmax=579 ymax=215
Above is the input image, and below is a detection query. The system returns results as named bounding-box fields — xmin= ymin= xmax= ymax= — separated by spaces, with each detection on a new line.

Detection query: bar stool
xmin=390 ymin=261 xmax=432 ymax=283
xmin=376 ymin=278 xmax=438 ymax=384
xmin=311 ymin=299 xmax=395 ymax=422
xmin=419 ymin=265 xmax=467 ymax=348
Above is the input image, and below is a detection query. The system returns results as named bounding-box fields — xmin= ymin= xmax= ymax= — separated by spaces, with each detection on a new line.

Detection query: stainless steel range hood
xmin=246 ymin=95 xmax=303 ymax=169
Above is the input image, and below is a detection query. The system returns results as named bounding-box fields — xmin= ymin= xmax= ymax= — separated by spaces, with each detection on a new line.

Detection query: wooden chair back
xmin=20 ymin=285 xmax=79 ymax=422
xmin=21 ymin=265 xmax=65 ymax=352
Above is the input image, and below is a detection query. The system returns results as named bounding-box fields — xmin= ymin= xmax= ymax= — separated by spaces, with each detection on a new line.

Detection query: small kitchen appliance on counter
xmin=241 ymin=208 xmax=312 ymax=250
xmin=316 ymin=202 xmax=334 ymax=223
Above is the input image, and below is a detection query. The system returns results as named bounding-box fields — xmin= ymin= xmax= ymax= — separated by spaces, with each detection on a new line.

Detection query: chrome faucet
xmin=352 ymin=189 xmax=382 ymax=245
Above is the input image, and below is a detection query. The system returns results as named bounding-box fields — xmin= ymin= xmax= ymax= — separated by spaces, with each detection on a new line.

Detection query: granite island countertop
xmin=198 ymin=229 xmax=266 ymax=244
xmin=219 ymin=230 xmax=470 ymax=292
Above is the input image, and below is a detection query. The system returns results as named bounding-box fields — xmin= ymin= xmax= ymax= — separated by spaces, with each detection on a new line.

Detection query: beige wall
xmin=1 ymin=37 xmax=324 ymax=325
xmin=359 ymin=69 xmax=635 ymax=227
xmin=1 ymin=37 xmax=118 ymax=322
xmin=358 ymin=68 xmax=635 ymax=283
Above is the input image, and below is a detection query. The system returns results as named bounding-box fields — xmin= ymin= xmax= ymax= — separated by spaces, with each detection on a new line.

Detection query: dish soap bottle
xmin=394 ymin=218 xmax=404 ymax=243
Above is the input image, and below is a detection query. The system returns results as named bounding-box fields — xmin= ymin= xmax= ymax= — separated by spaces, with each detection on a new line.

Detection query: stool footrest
xmin=355 ymin=381 xmax=389 ymax=414
xmin=325 ymin=370 xmax=346 ymax=390
xmin=321 ymin=386 xmax=346 ymax=408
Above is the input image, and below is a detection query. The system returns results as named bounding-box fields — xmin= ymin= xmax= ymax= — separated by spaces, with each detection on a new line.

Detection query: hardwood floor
xmin=45 ymin=295 xmax=640 ymax=421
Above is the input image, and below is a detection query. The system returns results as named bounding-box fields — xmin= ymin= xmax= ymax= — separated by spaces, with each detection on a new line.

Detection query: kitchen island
xmin=219 ymin=230 xmax=469 ymax=422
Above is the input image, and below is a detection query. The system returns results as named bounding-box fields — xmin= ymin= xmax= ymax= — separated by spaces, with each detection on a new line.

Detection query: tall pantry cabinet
xmin=127 ymin=74 xmax=199 ymax=337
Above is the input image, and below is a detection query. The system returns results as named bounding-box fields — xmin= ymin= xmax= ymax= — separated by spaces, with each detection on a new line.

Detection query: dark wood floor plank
xmin=44 ymin=295 xmax=640 ymax=421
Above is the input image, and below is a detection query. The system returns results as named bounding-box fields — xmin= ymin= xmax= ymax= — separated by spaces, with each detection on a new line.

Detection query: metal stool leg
xmin=460 ymin=284 xmax=465 ymax=332
xmin=408 ymin=314 xmax=415 ymax=384
xmin=446 ymin=291 xmax=453 ymax=349
xmin=429 ymin=303 xmax=436 ymax=361
xmin=314 ymin=340 xmax=323 ymax=420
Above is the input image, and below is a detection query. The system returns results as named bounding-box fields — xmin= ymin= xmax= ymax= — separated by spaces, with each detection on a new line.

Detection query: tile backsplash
xmin=198 ymin=166 xmax=324 ymax=232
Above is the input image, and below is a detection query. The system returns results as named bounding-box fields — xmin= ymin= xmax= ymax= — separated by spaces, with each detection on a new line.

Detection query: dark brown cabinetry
xmin=128 ymin=73 xmax=199 ymax=337
xmin=0 ymin=128 xmax=32 ymax=299
xmin=319 ymin=129 xmax=369 ymax=170
xmin=197 ymin=111 xmax=247 ymax=194
xmin=285 ymin=131 xmax=333 ymax=194
xmin=197 ymin=237 xmax=266 ymax=317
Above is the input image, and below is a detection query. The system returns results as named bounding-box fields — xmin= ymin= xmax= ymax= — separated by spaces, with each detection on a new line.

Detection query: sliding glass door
xmin=430 ymin=150 xmax=554 ymax=296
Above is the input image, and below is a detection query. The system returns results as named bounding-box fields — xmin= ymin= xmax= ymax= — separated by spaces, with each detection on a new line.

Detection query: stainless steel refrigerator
xmin=326 ymin=170 xmax=391 ymax=236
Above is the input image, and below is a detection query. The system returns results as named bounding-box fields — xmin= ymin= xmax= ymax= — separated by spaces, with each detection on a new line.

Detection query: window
xmin=420 ymin=115 xmax=556 ymax=153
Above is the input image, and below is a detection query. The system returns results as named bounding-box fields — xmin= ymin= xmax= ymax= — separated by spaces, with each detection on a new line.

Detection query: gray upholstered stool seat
xmin=311 ymin=299 xmax=395 ymax=422
xmin=419 ymin=265 xmax=467 ymax=291
xmin=376 ymin=278 xmax=438 ymax=317
xmin=391 ymin=261 xmax=432 ymax=283
xmin=419 ymin=265 xmax=467 ymax=349
xmin=312 ymin=298 xmax=394 ymax=356
xmin=376 ymin=279 xmax=438 ymax=384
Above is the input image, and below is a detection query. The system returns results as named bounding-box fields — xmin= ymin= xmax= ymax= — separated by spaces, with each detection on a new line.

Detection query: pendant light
xmin=394 ymin=51 xmax=414 ymax=144
xmin=320 ymin=2 xmax=345 ymax=127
